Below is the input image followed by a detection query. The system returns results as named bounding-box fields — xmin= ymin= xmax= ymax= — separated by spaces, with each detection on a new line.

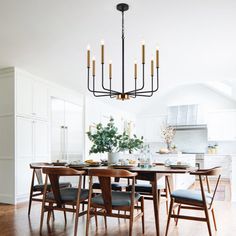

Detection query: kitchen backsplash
xmin=147 ymin=140 xmax=236 ymax=155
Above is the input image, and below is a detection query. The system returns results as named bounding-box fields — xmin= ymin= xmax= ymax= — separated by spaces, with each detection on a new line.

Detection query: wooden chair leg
xmin=141 ymin=197 xmax=145 ymax=234
xmin=39 ymin=204 xmax=45 ymax=233
xmin=47 ymin=203 xmax=53 ymax=224
xmin=94 ymin=208 xmax=98 ymax=228
xmin=63 ymin=205 xmax=67 ymax=224
xmin=211 ymin=208 xmax=217 ymax=231
xmin=204 ymin=207 xmax=212 ymax=236
xmin=175 ymin=204 xmax=181 ymax=226
xmin=103 ymin=210 xmax=107 ymax=229
xmin=74 ymin=203 xmax=80 ymax=236
xmin=28 ymin=193 xmax=33 ymax=216
xmin=129 ymin=209 xmax=134 ymax=236
xmin=165 ymin=199 xmax=174 ymax=236
xmin=86 ymin=207 xmax=91 ymax=236
xmin=165 ymin=198 xmax=169 ymax=215
xmin=52 ymin=210 xmax=55 ymax=221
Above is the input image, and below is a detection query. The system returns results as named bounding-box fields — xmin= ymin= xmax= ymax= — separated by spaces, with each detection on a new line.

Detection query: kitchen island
xmin=153 ymin=153 xmax=196 ymax=190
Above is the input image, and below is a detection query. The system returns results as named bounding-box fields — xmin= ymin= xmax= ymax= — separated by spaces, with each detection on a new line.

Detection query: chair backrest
xmin=30 ymin=162 xmax=52 ymax=185
xmin=191 ymin=166 xmax=222 ymax=207
xmin=88 ymin=169 xmax=137 ymax=213
xmin=42 ymin=167 xmax=85 ymax=206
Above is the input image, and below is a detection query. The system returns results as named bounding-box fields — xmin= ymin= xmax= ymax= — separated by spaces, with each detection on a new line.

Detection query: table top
xmin=68 ymin=165 xmax=195 ymax=174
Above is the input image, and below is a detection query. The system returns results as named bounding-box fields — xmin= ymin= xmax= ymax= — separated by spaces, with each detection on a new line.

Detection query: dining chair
xmin=126 ymin=176 xmax=169 ymax=213
xmin=126 ymin=163 xmax=169 ymax=214
xmin=28 ymin=162 xmax=71 ymax=215
xmin=86 ymin=168 xmax=145 ymax=236
xmin=165 ymin=166 xmax=222 ymax=236
xmin=40 ymin=167 xmax=89 ymax=236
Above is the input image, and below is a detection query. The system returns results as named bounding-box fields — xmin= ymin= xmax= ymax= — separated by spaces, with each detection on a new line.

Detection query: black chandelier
xmin=87 ymin=3 xmax=159 ymax=101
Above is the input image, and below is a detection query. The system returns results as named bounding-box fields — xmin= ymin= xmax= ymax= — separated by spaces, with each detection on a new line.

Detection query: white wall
xmin=138 ymin=84 xmax=236 ymax=116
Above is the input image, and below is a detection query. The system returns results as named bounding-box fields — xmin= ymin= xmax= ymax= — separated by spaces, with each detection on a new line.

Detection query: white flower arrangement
xmin=161 ymin=122 xmax=176 ymax=149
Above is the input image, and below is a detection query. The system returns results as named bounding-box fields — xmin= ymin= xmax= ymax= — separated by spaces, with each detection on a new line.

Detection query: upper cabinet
xmin=16 ymin=71 xmax=48 ymax=120
xmin=207 ymin=110 xmax=236 ymax=141
xmin=136 ymin=115 xmax=167 ymax=142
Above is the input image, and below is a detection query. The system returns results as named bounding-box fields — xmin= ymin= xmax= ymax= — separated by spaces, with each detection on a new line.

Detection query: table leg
xmin=152 ymin=173 xmax=160 ymax=236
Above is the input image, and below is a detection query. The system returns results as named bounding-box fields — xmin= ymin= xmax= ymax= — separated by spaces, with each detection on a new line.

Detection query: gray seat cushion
xmin=46 ymin=187 xmax=89 ymax=202
xmin=92 ymin=182 xmax=128 ymax=191
xmin=171 ymin=189 xmax=213 ymax=203
xmin=33 ymin=182 xmax=71 ymax=192
xmin=92 ymin=191 xmax=141 ymax=207
xmin=126 ymin=183 xmax=165 ymax=193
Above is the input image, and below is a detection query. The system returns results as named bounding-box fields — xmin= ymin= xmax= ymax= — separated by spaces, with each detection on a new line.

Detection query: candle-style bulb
xmin=134 ymin=61 xmax=137 ymax=79
xmin=92 ymin=57 xmax=96 ymax=76
xmin=156 ymin=46 xmax=159 ymax=68
xmin=151 ymin=58 xmax=154 ymax=77
xmin=101 ymin=40 xmax=104 ymax=64
xmin=109 ymin=60 xmax=112 ymax=79
xmin=87 ymin=45 xmax=90 ymax=68
xmin=141 ymin=40 xmax=145 ymax=64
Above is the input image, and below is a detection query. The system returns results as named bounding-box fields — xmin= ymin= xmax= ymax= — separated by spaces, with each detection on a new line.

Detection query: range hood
xmin=167 ymin=104 xmax=206 ymax=127
xmin=171 ymin=124 xmax=207 ymax=130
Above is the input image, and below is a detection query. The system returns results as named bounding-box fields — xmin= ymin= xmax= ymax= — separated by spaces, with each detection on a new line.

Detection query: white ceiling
xmin=0 ymin=0 xmax=236 ymax=113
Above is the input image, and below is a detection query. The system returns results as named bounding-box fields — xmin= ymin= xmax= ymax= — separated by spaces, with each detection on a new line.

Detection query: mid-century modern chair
xmin=165 ymin=166 xmax=222 ymax=236
xmin=40 ymin=167 xmax=89 ymax=236
xmin=28 ymin=162 xmax=71 ymax=215
xmin=86 ymin=168 xmax=145 ymax=236
xmin=126 ymin=163 xmax=169 ymax=213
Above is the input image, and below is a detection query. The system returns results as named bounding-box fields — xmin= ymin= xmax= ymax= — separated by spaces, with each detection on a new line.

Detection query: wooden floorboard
xmin=1 ymin=199 xmax=236 ymax=236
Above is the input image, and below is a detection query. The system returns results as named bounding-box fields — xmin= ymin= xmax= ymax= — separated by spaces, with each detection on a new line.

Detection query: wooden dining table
xmin=68 ymin=164 xmax=195 ymax=236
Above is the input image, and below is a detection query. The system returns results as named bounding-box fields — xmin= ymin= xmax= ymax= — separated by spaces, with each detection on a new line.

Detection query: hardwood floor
xmin=0 ymin=182 xmax=236 ymax=236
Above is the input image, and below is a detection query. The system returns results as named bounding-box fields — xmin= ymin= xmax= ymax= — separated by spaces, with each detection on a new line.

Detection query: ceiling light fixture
xmin=86 ymin=3 xmax=159 ymax=100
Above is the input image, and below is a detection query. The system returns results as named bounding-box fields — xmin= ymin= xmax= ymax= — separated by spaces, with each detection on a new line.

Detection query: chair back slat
xmin=42 ymin=167 xmax=85 ymax=207
xmin=35 ymin=169 xmax=43 ymax=185
xmin=88 ymin=168 xmax=137 ymax=214
xmin=190 ymin=166 xmax=222 ymax=176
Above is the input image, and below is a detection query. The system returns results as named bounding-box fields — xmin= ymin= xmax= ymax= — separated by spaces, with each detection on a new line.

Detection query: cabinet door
xmin=34 ymin=120 xmax=50 ymax=162
xmin=51 ymin=98 xmax=65 ymax=161
xmin=207 ymin=111 xmax=236 ymax=141
xmin=16 ymin=117 xmax=33 ymax=196
xmin=65 ymin=102 xmax=84 ymax=161
xmin=33 ymin=81 xmax=48 ymax=120
xmin=16 ymin=73 xmax=33 ymax=117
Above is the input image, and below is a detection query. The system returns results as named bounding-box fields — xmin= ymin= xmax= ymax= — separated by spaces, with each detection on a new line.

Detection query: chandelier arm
xmin=92 ymin=75 xmax=118 ymax=95
xmin=101 ymin=63 xmax=119 ymax=93
xmin=130 ymin=76 xmax=154 ymax=96
xmin=128 ymin=68 xmax=159 ymax=95
xmin=125 ymin=63 xmax=145 ymax=94
xmin=87 ymin=68 xmax=94 ymax=92
xmin=109 ymin=79 xmax=116 ymax=98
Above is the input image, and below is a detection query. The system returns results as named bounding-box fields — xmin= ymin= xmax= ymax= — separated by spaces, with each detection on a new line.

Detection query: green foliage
xmin=87 ymin=117 xmax=144 ymax=155
xmin=118 ymin=133 xmax=144 ymax=154
xmin=86 ymin=117 xmax=121 ymax=154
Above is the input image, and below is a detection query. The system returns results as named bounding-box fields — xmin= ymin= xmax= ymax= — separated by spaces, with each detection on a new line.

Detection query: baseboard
xmin=16 ymin=193 xmax=29 ymax=203
xmin=0 ymin=193 xmax=15 ymax=204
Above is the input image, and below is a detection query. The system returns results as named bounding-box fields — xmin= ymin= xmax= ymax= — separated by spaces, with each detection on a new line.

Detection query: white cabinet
xmin=16 ymin=117 xmax=50 ymax=197
xmin=16 ymin=71 xmax=48 ymax=120
xmin=207 ymin=110 xmax=236 ymax=141
xmin=51 ymin=98 xmax=84 ymax=162
xmin=34 ymin=120 xmax=49 ymax=161
xmin=136 ymin=115 xmax=166 ymax=142
xmin=204 ymin=155 xmax=232 ymax=179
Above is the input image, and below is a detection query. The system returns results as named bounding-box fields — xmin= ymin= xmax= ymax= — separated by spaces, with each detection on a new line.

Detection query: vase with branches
xmin=161 ymin=122 xmax=176 ymax=150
